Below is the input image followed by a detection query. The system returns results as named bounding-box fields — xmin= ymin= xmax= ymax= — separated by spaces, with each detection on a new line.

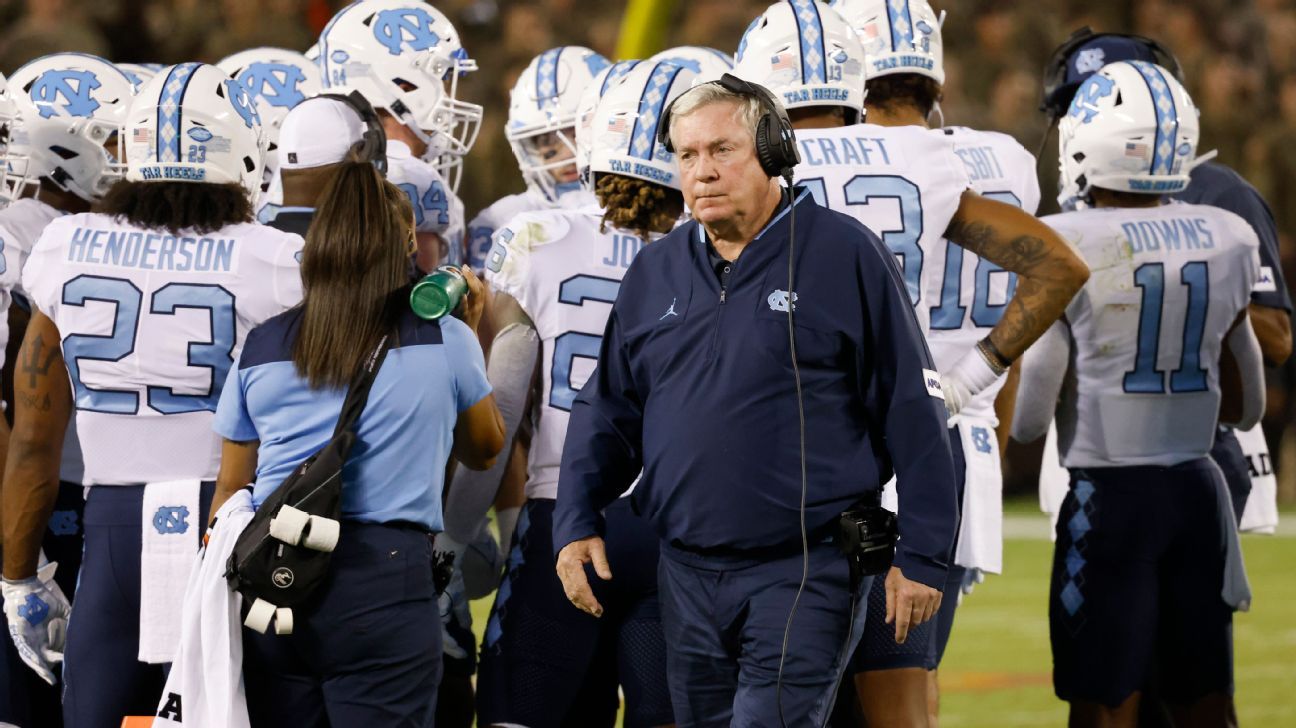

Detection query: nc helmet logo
xmin=223 ymin=79 xmax=262 ymax=129
xmin=30 ymin=70 xmax=102 ymax=119
xmin=372 ymin=8 xmax=442 ymax=57
xmin=767 ymin=289 xmax=798 ymax=312
xmin=1067 ymin=74 xmax=1115 ymax=124
xmin=17 ymin=594 xmax=49 ymax=626
xmin=1074 ymin=47 xmax=1106 ymax=75
xmin=152 ymin=505 xmax=190 ymax=535
xmin=237 ymin=62 xmax=308 ymax=109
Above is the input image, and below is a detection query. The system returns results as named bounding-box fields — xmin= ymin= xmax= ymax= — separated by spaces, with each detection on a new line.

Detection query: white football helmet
xmin=217 ymin=48 xmax=322 ymax=193
xmin=7 ymin=53 xmax=134 ymax=203
xmin=1058 ymin=60 xmax=1201 ymax=207
xmin=507 ymin=46 xmax=610 ymax=201
xmin=830 ymin=0 xmax=945 ymax=85
xmin=589 ymin=60 xmax=697 ymax=192
xmin=575 ymin=60 xmax=642 ymax=189
xmin=733 ymin=1 xmax=867 ymax=123
xmin=118 ymin=63 xmax=163 ymax=92
xmin=647 ymin=46 xmax=734 ymax=83
xmin=124 ymin=63 xmax=267 ymax=196
xmin=318 ymin=0 xmax=481 ymax=191
xmin=0 ymin=72 xmax=24 ymax=206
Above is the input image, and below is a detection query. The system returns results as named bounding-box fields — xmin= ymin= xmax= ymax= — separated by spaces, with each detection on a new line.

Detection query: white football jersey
xmin=922 ymin=126 xmax=1040 ymax=419
xmin=793 ymin=122 xmax=969 ymax=310
xmin=485 ymin=205 xmax=657 ymax=499
xmin=386 ymin=140 xmax=465 ymax=261
xmin=466 ymin=187 xmax=593 ymax=272
xmin=0 ymin=198 xmax=87 ymax=482
xmin=1043 ymin=202 xmax=1260 ymax=467
xmin=23 ymin=214 xmax=303 ymax=485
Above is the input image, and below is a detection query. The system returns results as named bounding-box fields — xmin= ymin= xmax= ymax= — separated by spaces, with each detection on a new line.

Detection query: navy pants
xmin=477 ymin=498 xmax=671 ymax=728
xmin=1051 ymin=459 xmax=1233 ymax=707
xmin=0 ymin=482 xmax=84 ymax=728
xmin=659 ymin=540 xmax=870 ymax=727
xmin=243 ymin=522 xmax=442 ymax=728
xmin=62 ymin=483 xmax=213 ymax=728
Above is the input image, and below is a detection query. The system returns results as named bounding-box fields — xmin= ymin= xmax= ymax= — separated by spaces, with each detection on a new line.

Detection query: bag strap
xmin=331 ymin=331 xmax=396 ymax=438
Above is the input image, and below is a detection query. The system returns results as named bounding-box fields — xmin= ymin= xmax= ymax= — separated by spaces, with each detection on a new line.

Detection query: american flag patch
xmin=133 ymin=128 xmax=153 ymax=144
xmin=606 ymin=116 xmax=628 ymax=134
xmin=1125 ymin=142 xmax=1148 ymax=157
xmin=771 ymin=52 xmax=796 ymax=72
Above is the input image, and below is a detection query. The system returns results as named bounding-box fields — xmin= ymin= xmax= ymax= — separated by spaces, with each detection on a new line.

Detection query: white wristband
xmin=949 ymin=346 xmax=1003 ymax=399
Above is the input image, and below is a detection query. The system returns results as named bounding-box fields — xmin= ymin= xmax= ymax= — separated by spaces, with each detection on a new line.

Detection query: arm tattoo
xmin=20 ymin=333 xmax=58 ymax=390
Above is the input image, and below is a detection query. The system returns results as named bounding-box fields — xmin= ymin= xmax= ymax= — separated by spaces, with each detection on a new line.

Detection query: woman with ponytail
xmin=212 ymin=160 xmax=504 ymax=727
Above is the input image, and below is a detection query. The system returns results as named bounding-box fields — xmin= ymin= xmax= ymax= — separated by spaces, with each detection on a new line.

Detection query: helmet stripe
xmin=789 ymin=0 xmax=827 ymax=84
xmin=627 ymin=62 xmax=683 ymax=161
xmin=156 ymin=63 xmax=201 ymax=164
xmin=1129 ymin=61 xmax=1179 ymax=176
xmin=886 ymin=0 xmax=916 ymax=52
xmin=600 ymin=60 xmax=640 ymax=98
xmin=535 ymin=47 xmax=564 ymax=111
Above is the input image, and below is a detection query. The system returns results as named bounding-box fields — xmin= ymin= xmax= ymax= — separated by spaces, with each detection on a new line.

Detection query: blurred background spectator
xmin=0 ymin=0 xmax=1291 ymax=499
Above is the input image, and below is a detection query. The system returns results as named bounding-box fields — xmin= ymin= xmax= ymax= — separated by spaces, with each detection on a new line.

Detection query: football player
xmin=464 ymin=46 xmax=609 ymax=272
xmin=0 ymin=54 xmax=134 ymax=728
xmin=1013 ymin=60 xmax=1263 ymax=728
xmin=0 ymin=62 xmax=302 ymax=726
xmin=1036 ymin=28 xmax=1292 ymax=534
xmin=319 ymin=0 xmax=481 ymax=269
xmin=734 ymin=1 xmax=1086 ymax=723
xmin=215 ymin=47 xmax=322 ymax=217
xmin=472 ymin=59 xmax=690 ymax=728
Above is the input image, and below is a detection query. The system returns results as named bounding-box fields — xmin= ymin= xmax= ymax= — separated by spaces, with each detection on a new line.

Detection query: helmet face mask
xmin=125 ymin=63 xmax=268 ymax=197
xmin=1057 ymin=60 xmax=1200 ymax=208
xmin=7 ymin=53 xmax=135 ymax=203
xmin=733 ymin=1 xmax=866 ymax=123
xmin=318 ymin=0 xmax=482 ymax=191
xmin=507 ymin=46 xmax=610 ymax=201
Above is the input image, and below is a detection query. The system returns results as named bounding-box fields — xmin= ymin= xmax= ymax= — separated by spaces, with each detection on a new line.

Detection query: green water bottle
xmin=410 ymin=265 xmax=468 ymax=320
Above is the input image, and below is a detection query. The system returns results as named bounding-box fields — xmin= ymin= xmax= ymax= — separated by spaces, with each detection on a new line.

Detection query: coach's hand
xmin=556 ymin=536 xmax=612 ymax=618
xmin=454 ymin=265 xmax=487 ymax=333
xmin=884 ymin=566 xmax=941 ymax=644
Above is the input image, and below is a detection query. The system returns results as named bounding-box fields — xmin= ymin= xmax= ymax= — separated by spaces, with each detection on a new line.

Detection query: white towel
xmin=154 ymin=489 xmax=254 ymax=728
xmin=952 ymin=415 xmax=1004 ymax=574
xmin=1235 ymin=425 xmax=1278 ymax=534
xmin=1038 ymin=421 xmax=1070 ymax=537
xmin=139 ymin=479 xmax=202 ymax=663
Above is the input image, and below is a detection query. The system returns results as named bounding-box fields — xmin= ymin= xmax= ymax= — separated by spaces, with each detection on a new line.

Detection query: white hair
xmin=666 ymin=82 xmax=766 ymax=148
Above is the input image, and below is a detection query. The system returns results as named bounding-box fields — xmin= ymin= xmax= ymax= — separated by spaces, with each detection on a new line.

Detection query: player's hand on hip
xmin=556 ymin=536 xmax=612 ymax=618
xmin=884 ymin=565 xmax=941 ymax=645
xmin=2 ymin=562 xmax=71 ymax=685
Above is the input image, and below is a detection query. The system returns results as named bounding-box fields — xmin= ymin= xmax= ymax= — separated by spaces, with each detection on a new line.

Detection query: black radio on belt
xmin=838 ymin=490 xmax=898 ymax=590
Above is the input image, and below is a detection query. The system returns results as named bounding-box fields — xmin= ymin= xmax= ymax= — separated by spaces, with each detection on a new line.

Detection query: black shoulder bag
xmin=226 ymin=333 xmax=393 ymax=635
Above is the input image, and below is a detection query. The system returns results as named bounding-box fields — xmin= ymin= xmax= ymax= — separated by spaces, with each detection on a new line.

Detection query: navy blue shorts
xmin=852 ymin=429 xmax=965 ymax=673
xmin=476 ymin=498 xmax=671 ymax=728
xmin=1210 ymin=427 xmax=1250 ymax=523
xmin=244 ymin=522 xmax=442 ymax=728
xmin=659 ymin=539 xmax=870 ymax=727
xmin=62 ymin=483 xmax=212 ymax=728
xmin=0 ymin=481 xmax=84 ymax=728
xmin=1051 ymin=459 xmax=1233 ymax=707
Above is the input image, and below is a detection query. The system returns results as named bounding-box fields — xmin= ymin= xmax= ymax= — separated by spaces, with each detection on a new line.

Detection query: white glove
xmin=941 ymin=347 xmax=1003 ymax=418
xmin=3 ymin=562 xmax=70 ymax=685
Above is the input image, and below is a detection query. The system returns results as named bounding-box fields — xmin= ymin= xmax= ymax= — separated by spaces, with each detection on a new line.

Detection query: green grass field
xmin=469 ymin=511 xmax=1296 ymax=725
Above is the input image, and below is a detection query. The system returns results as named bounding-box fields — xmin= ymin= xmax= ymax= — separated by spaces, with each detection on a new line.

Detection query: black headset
xmin=1040 ymin=27 xmax=1184 ymax=120
xmin=657 ymin=73 xmax=800 ymax=181
xmin=310 ymin=90 xmax=389 ymax=175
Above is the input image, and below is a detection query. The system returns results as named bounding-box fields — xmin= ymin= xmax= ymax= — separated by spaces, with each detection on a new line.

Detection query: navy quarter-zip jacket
xmin=554 ymin=191 xmax=959 ymax=588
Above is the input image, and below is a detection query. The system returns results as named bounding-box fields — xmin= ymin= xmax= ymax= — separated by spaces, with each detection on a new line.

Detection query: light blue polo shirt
xmin=213 ymin=306 xmax=491 ymax=531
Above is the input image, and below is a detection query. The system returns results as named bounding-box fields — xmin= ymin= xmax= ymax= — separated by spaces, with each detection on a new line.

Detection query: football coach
xmin=553 ymin=75 xmax=959 ymax=727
